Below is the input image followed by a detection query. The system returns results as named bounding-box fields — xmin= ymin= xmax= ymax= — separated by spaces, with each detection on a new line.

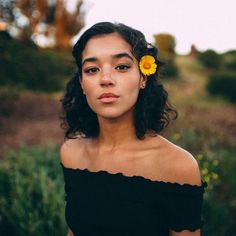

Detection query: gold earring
xmin=140 ymin=83 xmax=146 ymax=89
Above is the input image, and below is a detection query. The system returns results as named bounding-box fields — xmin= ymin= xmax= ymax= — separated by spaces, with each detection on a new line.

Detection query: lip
xmin=98 ymin=93 xmax=119 ymax=99
xmin=98 ymin=93 xmax=120 ymax=103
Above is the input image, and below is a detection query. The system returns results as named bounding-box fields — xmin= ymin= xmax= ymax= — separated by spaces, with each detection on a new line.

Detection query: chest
xmin=64 ymin=170 xmax=168 ymax=235
xmin=78 ymin=146 xmax=171 ymax=182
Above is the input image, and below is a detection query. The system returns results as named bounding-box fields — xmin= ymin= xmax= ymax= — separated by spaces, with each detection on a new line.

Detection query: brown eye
xmin=116 ymin=64 xmax=131 ymax=71
xmin=84 ymin=67 xmax=99 ymax=74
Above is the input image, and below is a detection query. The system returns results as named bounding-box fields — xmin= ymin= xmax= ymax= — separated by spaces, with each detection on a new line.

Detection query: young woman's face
xmin=80 ymin=33 xmax=146 ymax=120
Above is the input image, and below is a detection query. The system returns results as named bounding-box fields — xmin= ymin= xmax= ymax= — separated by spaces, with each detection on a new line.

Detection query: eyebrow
xmin=112 ymin=52 xmax=134 ymax=61
xmin=82 ymin=52 xmax=134 ymax=66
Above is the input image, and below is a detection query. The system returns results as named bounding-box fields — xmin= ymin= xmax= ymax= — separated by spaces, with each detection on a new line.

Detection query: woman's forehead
xmin=82 ymin=33 xmax=132 ymax=59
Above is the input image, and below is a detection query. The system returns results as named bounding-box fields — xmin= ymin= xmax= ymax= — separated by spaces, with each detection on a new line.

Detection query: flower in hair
xmin=139 ymin=55 xmax=157 ymax=76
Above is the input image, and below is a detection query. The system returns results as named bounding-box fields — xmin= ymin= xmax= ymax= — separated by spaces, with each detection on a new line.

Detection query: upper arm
xmin=59 ymin=140 xmax=70 ymax=165
xmin=59 ymin=140 xmax=71 ymax=168
xmin=169 ymin=146 xmax=202 ymax=186
xmin=59 ymin=137 xmax=83 ymax=168
xmin=67 ymin=228 xmax=74 ymax=236
xmin=169 ymin=229 xmax=201 ymax=236
xmin=60 ymin=141 xmax=80 ymax=236
xmin=167 ymin=146 xmax=203 ymax=235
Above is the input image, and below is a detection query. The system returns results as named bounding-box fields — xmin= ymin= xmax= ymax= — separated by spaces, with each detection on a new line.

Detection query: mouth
xmin=98 ymin=93 xmax=120 ymax=103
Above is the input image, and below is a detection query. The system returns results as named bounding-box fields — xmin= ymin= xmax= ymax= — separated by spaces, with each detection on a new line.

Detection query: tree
xmin=153 ymin=33 xmax=179 ymax=78
xmin=198 ymin=49 xmax=222 ymax=69
xmin=0 ymin=0 xmax=85 ymax=50
xmin=153 ymin=33 xmax=176 ymax=59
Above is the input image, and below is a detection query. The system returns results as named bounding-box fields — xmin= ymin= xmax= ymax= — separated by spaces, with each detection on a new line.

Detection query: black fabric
xmin=61 ymin=162 xmax=207 ymax=236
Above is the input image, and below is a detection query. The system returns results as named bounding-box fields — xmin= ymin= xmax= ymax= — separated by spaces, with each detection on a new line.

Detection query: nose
xmin=100 ymin=72 xmax=115 ymax=87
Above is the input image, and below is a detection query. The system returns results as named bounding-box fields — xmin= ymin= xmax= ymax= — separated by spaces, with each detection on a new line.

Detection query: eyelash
xmin=84 ymin=67 xmax=98 ymax=74
xmin=115 ymin=64 xmax=131 ymax=71
xmin=83 ymin=64 xmax=131 ymax=75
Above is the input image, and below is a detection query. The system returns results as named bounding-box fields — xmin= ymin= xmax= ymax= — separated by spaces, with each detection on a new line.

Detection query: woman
xmin=60 ymin=22 xmax=207 ymax=236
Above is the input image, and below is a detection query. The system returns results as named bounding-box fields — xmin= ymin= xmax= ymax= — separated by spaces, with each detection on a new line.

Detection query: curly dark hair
xmin=60 ymin=22 xmax=178 ymax=140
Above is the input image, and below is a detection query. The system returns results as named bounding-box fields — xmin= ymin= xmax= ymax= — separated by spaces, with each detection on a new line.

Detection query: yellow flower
xmin=139 ymin=55 xmax=157 ymax=76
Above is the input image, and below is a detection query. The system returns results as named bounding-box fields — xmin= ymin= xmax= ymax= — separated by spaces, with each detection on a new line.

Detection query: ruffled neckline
xmin=60 ymin=162 xmax=208 ymax=192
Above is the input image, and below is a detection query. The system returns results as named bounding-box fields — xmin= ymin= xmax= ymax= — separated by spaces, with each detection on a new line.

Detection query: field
xmin=0 ymin=54 xmax=235 ymax=236
xmin=0 ymin=55 xmax=235 ymax=156
xmin=0 ymin=56 xmax=236 ymax=154
xmin=164 ymin=55 xmax=235 ymax=143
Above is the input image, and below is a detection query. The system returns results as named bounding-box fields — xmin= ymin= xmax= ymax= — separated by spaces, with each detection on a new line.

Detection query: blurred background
xmin=0 ymin=0 xmax=235 ymax=235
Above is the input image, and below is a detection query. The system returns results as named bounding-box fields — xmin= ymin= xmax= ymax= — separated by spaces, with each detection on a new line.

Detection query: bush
xmin=0 ymin=144 xmax=67 ymax=236
xmin=1 ymin=132 xmax=235 ymax=236
xmin=206 ymin=71 xmax=236 ymax=102
xmin=0 ymin=87 xmax=20 ymax=116
xmin=201 ymin=149 xmax=236 ymax=236
xmin=153 ymin=33 xmax=179 ymax=79
xmin=170 ymin=129 xmax=236 ymax=236
xmin=198 ymin=49 xmax=223 ymax=69
xmin=0 ymin=31 xmax=73 ymax=92
xmin=225 ymin=59 xmax=236 ymax=71
xmin=160 ymin=58 xmax=179 ymax=79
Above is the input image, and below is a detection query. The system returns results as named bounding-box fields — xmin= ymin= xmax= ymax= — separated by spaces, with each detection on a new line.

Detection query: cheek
xmin=121 ymin=80 xmax=140 ymax=104
xmin=81 ymin=78 xmax=95 ymax=95
xmin=80 ymin=80 xmax=97 ymax=106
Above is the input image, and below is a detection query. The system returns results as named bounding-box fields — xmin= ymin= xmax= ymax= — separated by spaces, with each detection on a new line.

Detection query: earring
xmin=140 ymin=83 xmax=146 ymax=89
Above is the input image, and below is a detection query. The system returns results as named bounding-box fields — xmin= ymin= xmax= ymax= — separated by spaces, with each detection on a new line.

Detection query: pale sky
xmin=78 ymin=0 xmax=236 ymax=54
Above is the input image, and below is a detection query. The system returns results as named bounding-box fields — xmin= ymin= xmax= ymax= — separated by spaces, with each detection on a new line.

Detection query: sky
xmin=76 ymin=0 xmax=236 ymax=54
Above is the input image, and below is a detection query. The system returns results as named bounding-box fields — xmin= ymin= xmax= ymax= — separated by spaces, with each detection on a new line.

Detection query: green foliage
xmin=0 ymin=144 xmax=67 ymax=236
xmin=159 ymin=59 xmax=179 ymax=79
xmin=223 ymin=51 xmax=236 ymax=71
xmin=225 ymin=59 xmax=236 ymax=70
xmin=170 ymin=129 xmax=236 ymax=236
xmin=206 ymin=71 xmax=236 ymax=102
xmin=0 ymin=130 xmax=235 ymax=236
xmin=223 ymin=50 xmax=236 ymax=56
xmin=197 ymin=49 xmax=236 ymax=102
xmin=198 ymin=49 xmax=223 ymax=69
xmin=0 ymin=87 xmax=20 ymax=116
xmin=153 ymin=33 xmax=179 ymax=79
xmin=0 ymin=31 xmax=73 ymax=92
xmin=201 ymin=149 xmax=236 ymax=236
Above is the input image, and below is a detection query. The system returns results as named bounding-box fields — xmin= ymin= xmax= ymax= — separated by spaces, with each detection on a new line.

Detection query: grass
xmin=162 ymin=55 xmax=235 ymax=147
xmin=0 ymin=54 xmax=235 ymax=236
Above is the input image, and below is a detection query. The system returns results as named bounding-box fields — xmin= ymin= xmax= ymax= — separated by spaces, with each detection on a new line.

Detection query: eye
xmin=84 ymin=67 xmax=99 ymax=74
xmin=115 ymin=64 xmax=131 ymax=71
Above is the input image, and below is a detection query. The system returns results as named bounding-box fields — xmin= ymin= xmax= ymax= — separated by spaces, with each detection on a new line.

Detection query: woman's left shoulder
xmin=148 ymin=135 xmax=202 ymax=186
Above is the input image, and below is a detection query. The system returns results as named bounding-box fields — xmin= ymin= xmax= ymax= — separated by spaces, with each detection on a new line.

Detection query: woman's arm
xmin=67 ymin=228 xmax=74 ymax=236
xmin=169 ymin=229 xmax=200 ymax=236
xmin=166 ymin=145 xmax=203 ymax=236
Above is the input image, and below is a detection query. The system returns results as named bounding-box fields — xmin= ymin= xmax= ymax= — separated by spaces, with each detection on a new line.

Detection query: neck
xmin=94 ymin=113 xmax=137 ymax=151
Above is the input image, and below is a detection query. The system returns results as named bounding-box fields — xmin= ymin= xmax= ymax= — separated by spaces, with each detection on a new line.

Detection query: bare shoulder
xmin=149 ymin=135 xmax=202 ymax=186
xmin=59 ymin=135 xmax=85 ymax=168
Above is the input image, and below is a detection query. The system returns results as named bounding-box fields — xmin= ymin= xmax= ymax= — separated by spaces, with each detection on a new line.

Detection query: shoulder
xmin=149 ymin=135 xmax=202 ymax=186
xmin=59 ymin=135 xmax=85 ymax=168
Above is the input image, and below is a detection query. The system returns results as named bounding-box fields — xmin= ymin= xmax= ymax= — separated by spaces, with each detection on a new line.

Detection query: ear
xmin=139 ymin=75 xmax=148 ymax=89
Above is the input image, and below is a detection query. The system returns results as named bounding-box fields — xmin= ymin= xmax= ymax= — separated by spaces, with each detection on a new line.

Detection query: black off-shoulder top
xmin=61 ymin=162 xmax=207 ymax=236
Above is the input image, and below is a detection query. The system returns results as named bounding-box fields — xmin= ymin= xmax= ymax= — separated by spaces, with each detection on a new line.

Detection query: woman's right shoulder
xmin=59 ymin=135 xmax=85 ymax=168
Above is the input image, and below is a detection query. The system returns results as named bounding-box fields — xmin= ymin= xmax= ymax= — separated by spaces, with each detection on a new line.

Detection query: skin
xmin=80 ymin=33 xmax=146 ymax=136
xmin=61 ymin=33 xmax=202 ymax=236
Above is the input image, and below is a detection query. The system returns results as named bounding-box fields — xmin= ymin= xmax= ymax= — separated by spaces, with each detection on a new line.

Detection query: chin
xmin=97 ymin=112 xmax=126 ymax=120
xmin=96 ymin=107 xmax=135 ymax=121
xmin=88 ymin=101 xmax=135 ymax=121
